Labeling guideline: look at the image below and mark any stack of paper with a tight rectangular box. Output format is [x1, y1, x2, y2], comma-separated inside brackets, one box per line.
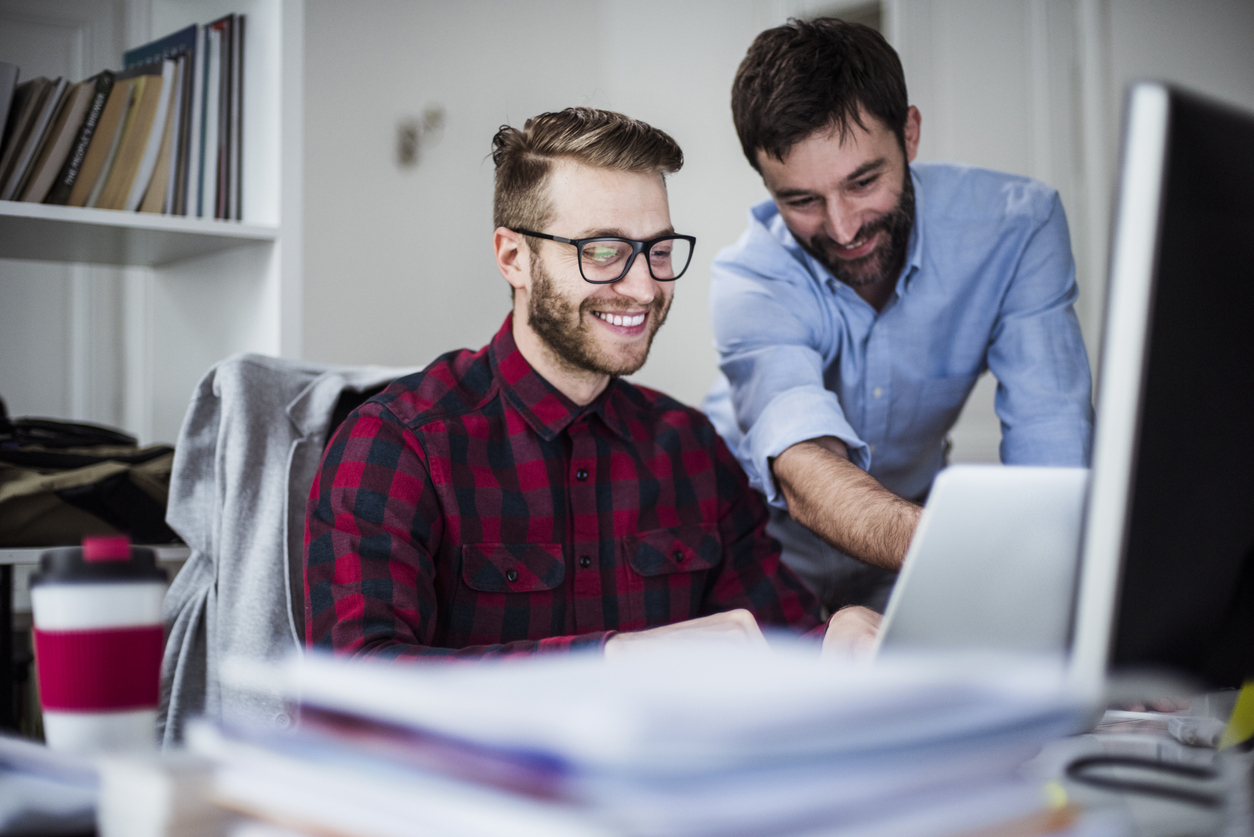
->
[190, 645, 1107, 837]
[0, 732, 97, 835]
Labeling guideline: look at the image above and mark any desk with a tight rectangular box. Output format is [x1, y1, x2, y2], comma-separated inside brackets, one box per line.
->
[0, 545, 190, 730]
[1027, 728, 1252, 836]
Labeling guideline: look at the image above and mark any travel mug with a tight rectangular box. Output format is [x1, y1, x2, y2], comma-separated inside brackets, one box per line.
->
[30, 535, 169, 753]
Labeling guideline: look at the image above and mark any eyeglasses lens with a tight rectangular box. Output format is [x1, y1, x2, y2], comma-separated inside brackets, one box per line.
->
[578, 238, 692, 282]
[579, 240, 634, 282]
[646, 237, 693, 280]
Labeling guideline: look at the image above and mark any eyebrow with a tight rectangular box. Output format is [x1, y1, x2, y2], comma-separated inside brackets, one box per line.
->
[771, 158, 890, 199]
[573, 226, 676, 240]
[844, 158, 888, 183]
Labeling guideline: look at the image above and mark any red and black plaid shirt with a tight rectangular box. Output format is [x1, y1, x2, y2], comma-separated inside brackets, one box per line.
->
[304, 315, 821, 657]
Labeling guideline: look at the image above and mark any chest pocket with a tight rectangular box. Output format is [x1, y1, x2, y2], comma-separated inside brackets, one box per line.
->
[620, 525, 721, 630]
[461, 543, 565, 593]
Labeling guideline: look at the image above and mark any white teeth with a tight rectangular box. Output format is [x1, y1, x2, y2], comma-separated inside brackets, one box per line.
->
[593, 311, 646, 327]
[840, 238, 866, 250]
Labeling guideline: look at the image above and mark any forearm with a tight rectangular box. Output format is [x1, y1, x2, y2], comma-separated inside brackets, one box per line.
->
[772, 437, 921, 570]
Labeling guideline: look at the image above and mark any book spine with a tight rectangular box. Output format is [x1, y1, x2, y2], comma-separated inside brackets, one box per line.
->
[125, 60, 176, 211]
[163, 56, 185, 213]
[231, 14, 243, 221]
[186, 25, 204, 216]
[2, 78, 68, 201]
[45, 72, 114, 205]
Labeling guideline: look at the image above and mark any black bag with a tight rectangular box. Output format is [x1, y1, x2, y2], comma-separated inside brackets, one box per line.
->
[0, 397, 178, 546]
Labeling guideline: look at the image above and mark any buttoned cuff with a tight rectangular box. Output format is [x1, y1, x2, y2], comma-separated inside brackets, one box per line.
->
[739, 385, 870, 509]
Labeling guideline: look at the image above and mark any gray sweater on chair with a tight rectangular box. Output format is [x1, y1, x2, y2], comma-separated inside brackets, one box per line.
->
[158, 353, 417, 746]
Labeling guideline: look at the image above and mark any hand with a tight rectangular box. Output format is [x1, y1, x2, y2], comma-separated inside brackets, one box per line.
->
[604, 609, 769, 658]
[821, 605, 882, 660]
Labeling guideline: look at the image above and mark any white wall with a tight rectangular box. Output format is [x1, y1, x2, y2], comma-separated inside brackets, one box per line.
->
[892, 0, 1254, 462]
[0, 0, 128, 428]
[301, 0, 776, 407]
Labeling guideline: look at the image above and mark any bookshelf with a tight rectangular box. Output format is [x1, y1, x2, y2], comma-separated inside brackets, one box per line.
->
[0, 202, 276, 266]
[0, 0, 303, 445]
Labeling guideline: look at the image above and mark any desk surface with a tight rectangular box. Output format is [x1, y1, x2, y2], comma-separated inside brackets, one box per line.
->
[1027, 730, 1249, 836]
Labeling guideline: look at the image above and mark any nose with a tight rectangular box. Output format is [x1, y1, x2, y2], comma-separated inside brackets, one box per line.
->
[824, 198, 863, 245]
[612, 251, 658, 304]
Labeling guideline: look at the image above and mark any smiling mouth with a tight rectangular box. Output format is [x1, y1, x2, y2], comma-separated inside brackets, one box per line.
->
[591, 311, 646, 327]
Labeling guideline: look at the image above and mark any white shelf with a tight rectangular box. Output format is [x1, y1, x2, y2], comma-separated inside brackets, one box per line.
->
[0, 544, 191, 566]
[0, 200, 277, 267]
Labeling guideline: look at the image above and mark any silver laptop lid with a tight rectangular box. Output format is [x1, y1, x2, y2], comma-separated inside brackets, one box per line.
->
[874, 465, 1089, 659]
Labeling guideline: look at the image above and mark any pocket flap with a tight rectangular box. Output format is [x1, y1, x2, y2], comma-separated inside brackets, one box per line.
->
[624, 525, 721, 576]
[461, 544, 566, 593]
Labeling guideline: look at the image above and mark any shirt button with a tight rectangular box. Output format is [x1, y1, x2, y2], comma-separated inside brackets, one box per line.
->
[869, 444, 877, 454]
[872, 387, 883, 398]
[579, 555, 592, 568]
[673, 550, 685, 564]
[506, 569, 519, 583]
[576, 468, 588, 481]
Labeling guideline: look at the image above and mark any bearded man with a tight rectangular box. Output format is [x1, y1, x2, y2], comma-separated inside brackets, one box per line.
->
[704, 18, 1094, 613]
[304, 107, 879, 658]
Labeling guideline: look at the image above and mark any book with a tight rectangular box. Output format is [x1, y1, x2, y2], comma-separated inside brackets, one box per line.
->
[0, 62, 19, 154]
[92, 66, 164, 210]
[123, 58, 178, 210]
[1, 76, 69, 200]
[123, 23, 197, 69]
[19, 79, 97, 203]
[0, 77, 54, 198]
[162, 54, 187, 213]
[124, 22, 200, 217]
[66, 77, 135, 207]
[45, 71, 115, 205]
[208, 14, 233, 219]
[140, 59, 181, 213]
[183, 25, 206, 215]
[200, 26, 222, 219]
[230, 14, 244, 220]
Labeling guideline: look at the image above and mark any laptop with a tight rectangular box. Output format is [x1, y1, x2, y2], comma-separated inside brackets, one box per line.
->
[873, 465, 1089, 658]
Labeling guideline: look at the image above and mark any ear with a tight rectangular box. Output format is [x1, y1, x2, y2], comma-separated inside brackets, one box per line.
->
[494, 227, 530, 294]
[903, 106, 921, 163]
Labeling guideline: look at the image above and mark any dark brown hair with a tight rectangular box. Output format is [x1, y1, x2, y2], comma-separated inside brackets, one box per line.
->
[731, 18, 908, 171]
[491, 107, 683, 233]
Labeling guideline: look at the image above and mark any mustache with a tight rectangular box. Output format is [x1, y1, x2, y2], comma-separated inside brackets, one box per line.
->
[809, 211, 896, 255]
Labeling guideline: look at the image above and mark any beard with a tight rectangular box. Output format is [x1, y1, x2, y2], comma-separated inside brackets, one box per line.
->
[800, 169, 916, 289]
[526, 254, 671, 378]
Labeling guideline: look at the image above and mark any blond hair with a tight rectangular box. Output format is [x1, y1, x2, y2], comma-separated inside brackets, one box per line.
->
[491, 107, 683, 233]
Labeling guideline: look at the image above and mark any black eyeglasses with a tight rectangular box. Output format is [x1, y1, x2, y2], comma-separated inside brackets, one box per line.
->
[512, 229, 696, 284]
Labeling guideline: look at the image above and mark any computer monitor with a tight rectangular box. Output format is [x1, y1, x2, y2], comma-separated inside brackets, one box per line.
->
[1071, 82, 1254, 704]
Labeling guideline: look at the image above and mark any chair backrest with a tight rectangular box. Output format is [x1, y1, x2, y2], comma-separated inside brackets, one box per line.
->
[158, 353, 419, 746]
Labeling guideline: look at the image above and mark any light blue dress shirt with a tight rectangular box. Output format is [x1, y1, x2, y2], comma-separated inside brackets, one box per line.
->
[706, 162, 1093, 509]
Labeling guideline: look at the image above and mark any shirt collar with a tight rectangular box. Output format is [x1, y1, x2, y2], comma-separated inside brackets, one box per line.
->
[488, 314, 631, 442]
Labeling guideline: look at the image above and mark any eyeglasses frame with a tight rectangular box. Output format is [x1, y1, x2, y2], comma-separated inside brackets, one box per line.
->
[510, 228, 697, 284]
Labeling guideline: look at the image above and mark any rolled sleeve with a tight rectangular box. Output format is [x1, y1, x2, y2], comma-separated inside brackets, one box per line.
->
[711, 234, 868, 509]
[740, 384, 869, 507]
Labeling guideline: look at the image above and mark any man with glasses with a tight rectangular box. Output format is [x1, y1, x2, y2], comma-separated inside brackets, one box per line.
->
[304, 107, 879, 658]
[705, 19, 1094, 613]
